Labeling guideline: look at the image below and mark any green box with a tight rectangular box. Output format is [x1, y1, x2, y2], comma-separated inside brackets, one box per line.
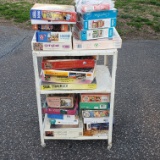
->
[80, 102, 110, 110]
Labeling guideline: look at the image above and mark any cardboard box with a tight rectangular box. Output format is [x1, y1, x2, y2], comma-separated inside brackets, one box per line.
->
[80, 102, 110, 109]
[82, 110, 109, 118]
[83, 117, 109, 124]
[36, 31, 72, 42]
[46, 94, 74, 108]
[41, 56, 95, 70]
[31, 33, 72, 51]
[44, 116, 83, 138]
[81, 93, 110, 102]
[30, 3, 76, 23]
[79, 9, 117, 20]
[32, 24, 69, 31]
[77, 18, 117, 30]
[73, 28, 122, 50]
[73, 26, 113, 40]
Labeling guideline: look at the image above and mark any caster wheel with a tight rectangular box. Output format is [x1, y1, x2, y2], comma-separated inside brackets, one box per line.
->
[41, 143, 46, 147]
[107, 144, 112, 150]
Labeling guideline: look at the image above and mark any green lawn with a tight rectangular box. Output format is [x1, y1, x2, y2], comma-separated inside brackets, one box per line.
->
[0, 0, 159, 39]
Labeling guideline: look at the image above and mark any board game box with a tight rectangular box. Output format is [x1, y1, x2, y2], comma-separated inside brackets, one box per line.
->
[30, 3, 77, 23]
[40, 78, 97, 90]
[83, 117, 109, 124]
[42, 66, 96, 81]
[32, 24, 69, 31]
[41, 56, 95, 70]
[78, 9, 117, 20]
[82, 110, 109, 118]
[44, 116, 83, 138]
[42, 98, 78, 115]
[47, 114, 76, 120]
[83, 123, 109, 136]
[77, 18, 117, 30]
[80, 102, 110, 110]
[81, 93, 110, 102]
[73, 25, 113, 40]
[36, 31, 72, 42]
[73, 28, 122, 50]
[31, 33, 72, 51]
[46, 94, 74, 108]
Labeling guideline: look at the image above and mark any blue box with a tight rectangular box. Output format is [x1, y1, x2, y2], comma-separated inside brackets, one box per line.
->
[80, 9, 118, 20]
[36, 31, 72, 42]
[78, 18, 117, 30]
[74, 26, 114, 41]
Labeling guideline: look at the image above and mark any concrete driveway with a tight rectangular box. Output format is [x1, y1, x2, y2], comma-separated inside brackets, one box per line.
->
[0, 25, 160, 160]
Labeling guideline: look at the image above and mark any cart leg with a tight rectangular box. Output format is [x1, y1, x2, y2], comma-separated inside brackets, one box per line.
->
[32, 54, 45, 147]
[104, 55, 108, 66]
[108, 51, 118, 149]
[107, 143, 112, 150]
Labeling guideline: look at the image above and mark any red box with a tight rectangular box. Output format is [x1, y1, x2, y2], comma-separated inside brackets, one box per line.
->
[42, 57, 95, 70]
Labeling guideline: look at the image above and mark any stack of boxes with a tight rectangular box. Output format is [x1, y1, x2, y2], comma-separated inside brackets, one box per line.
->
[73, 0, 121, 50]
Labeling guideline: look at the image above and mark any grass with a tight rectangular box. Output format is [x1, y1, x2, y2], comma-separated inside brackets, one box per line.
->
[0, 0, 160, 39]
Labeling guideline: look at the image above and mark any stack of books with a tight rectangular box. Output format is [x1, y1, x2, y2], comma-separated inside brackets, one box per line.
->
[30, 3, 76, 51]
[80, 93, 110, 136]
[73, 0, 122, 50]
[40, 56, 97, 90]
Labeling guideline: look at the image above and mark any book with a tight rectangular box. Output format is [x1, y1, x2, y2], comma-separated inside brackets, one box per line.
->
[80, 102, 110, 110]
[36, 31, 72, 42]
[46, 94, 75, 108]
[81, 93, 110, 102]
[40, 78, 97, 90]
[73, 28, 122, 50]
[42, 56, 95, 70]
[30, 3, 76, 23]
[32, 24, 69, 31]
[42, 66, 96, 81]
[73, 25, 114, 41]
[82, 110, 109, 118]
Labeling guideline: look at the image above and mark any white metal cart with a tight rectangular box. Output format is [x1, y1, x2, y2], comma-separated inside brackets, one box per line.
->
[32, 49, 118, 149]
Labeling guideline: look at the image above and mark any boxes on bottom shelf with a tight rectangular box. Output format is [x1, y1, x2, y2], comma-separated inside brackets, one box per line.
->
[82, 110, 109, 118]
[83, 117, 109, 124]
[46, 94, 75, 108]
[80, 102, 110, 110]
[44, 116, 83, 138]
[84, 123, 109, 136]
[73, 28, 122, 50]
[81, 93, 110, 102]
[31, 33, 72, 51]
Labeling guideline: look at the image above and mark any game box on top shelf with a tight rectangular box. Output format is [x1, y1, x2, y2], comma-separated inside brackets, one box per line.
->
[77, 17, 117, 30]
[78, 9, 117, 20]
[73, 25, 113, 41]
[30, 3, 77, 24]
[73, 27, 122, 50]
[31, 32, 72, 51]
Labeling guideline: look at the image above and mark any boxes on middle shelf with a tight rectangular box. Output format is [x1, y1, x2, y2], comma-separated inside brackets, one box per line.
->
[40, 56, 98, 90]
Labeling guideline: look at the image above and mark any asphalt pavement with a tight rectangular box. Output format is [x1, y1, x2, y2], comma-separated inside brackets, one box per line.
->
[0, 25, 160, 160]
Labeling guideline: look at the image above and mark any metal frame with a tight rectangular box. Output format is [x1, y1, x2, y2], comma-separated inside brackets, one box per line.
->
[32, 49, 118, 149]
